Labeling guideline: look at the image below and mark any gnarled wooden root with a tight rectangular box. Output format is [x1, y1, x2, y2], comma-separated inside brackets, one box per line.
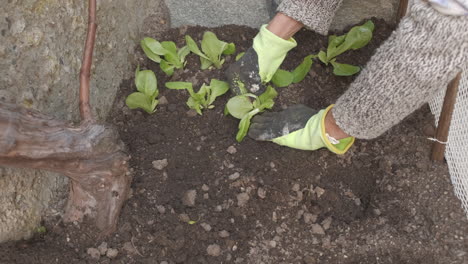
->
[0, 102, 131, 235]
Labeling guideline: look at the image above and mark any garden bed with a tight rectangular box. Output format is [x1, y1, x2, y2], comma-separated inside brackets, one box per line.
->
[1, 20, 467, 264]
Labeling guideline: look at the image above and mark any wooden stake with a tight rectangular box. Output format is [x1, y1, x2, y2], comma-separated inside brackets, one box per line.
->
[397, 0, 409, 23]
[79, 0, 97, 122]
[431, 72, 462, 161]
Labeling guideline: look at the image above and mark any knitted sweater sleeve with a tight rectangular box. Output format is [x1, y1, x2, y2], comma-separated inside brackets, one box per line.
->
[333, 1, 468, 139]
[277, 0, 343, 35]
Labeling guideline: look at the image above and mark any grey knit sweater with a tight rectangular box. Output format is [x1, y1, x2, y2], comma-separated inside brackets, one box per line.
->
[278, 0, 468, 139]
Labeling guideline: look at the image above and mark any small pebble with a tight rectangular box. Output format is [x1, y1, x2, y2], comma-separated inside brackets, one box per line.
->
[200, 223, 212, 232]
[179, 214, 190, 223]
[269, 240, 277, 248]
[152, 159, 168, 170]
[215, 205, 223, 212]
[227, 146, 237, 154]
[292, 183, 300, 192]
[106, 248, 118, 259]
[311, 224, 325, 235]
[303, 213, 317, 224]
[237, 193, 250, 207]
[182, 190, 197, 207]
[229, 172, 240, 180]
[207, 244, 221, 257]
[202, 184, 210, 191]
[257, 188, 266, 199]
[321, 217, 332, 230]
[156, 205, 166, 214]
[97, 242, 108, 255]
[86, 248, 100, 260]
[314, 187, 325, 198]
[219, 230, 230, 238]
[159, 96, 168, 105]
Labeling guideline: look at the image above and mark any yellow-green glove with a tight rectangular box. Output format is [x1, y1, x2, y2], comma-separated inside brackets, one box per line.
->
[253, 24, 298, 83]
[248, 105, 354, 154]
[225, 25, 297, 95]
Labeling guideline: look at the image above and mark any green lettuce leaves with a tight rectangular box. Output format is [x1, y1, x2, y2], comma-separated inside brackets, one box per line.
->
[225, 85, 278, 142]
[165, 79, 229, 115]
[126, 67, 159, 114]
[185, 32, 236, 70]
[141, 38, 190, 76]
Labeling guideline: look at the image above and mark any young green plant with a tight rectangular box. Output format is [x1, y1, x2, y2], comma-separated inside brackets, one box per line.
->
[165, 79, 229, 115]
[125, 67, 159, 114]
[141, 37, 190, 76]
[271, 54, 315, 87]
[225, 85, 278, 142]
[318, 20, 375, 76]
[185, 32, 236, 70]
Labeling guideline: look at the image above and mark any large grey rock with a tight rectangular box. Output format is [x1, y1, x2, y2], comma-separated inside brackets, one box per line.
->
[0, 0, 169, 242]
[166, 0, 398, 30]
[165, 0, 273, 28]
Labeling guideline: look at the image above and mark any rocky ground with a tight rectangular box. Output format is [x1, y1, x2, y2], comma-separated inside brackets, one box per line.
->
[1, 21, 467, 264]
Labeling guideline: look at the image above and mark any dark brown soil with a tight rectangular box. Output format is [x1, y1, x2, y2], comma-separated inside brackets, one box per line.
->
[1, 20, 467, 264]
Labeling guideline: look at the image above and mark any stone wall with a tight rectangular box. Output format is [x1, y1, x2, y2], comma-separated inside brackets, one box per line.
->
[0, 0, 170, 242]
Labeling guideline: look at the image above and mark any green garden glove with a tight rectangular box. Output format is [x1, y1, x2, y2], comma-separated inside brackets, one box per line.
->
[225, 25, 297, 95]
[248, 104, 354, 154]
[253, 24, 298, 83]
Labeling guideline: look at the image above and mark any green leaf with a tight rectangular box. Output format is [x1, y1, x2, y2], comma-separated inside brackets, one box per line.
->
[161, 41, 177, 54]
[200, 57, 213, 70]
[160, 60, 175, 76]
[326, 35, 346, 61]
[185, 35, 209, 59]
[292, 55, 314, 84]
[271, 69, 294, 88]
[258, 85, 278, 110]
[126, 92, 156, 114]
[327, 20, 374, 59]
[135, 69, 157, 97]
[207, 79, 229, 105]
[165, 81, 193, 90]
[187, 96, 202, 115]
[236, 109, 259, 142]
[318, 51, 328, 65]
[226, 95, 255, 119]
[141, 38, 166, 63]
[330, 61, 361, 76]
[178, 45, 190, 63]
[235, 52, 245, 61]
[201, 31, 227, 68]
[223, 43, 236, 55]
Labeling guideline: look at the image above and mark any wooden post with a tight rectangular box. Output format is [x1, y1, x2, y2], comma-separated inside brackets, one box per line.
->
[397, 0, 409, 23]
[431, 72, 462, 161]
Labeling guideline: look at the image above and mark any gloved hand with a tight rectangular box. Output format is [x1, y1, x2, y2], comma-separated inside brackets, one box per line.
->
[248, 104, 355, 154]
[225, 24, 297, 95]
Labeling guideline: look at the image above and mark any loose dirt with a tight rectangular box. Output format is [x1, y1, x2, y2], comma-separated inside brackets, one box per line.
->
[1, 20, 467, 264]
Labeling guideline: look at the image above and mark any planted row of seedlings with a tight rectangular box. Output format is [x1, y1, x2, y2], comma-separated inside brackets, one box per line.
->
[126, 21, 375, 142]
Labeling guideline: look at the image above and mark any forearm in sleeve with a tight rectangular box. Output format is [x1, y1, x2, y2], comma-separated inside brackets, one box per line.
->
[333, 1, 468, 139]
[277, 0, 343, 35]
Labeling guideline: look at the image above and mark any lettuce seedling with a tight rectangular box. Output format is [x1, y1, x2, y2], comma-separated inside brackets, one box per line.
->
[318, 20, 375, 76]
[126, 67, 159, 114]
[185, 32, 236, 70]
[271, 54, 315, 88]
[225, 85, 278, 142]
[141, 37, 190, 76]
[165, 79, 229, 115]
